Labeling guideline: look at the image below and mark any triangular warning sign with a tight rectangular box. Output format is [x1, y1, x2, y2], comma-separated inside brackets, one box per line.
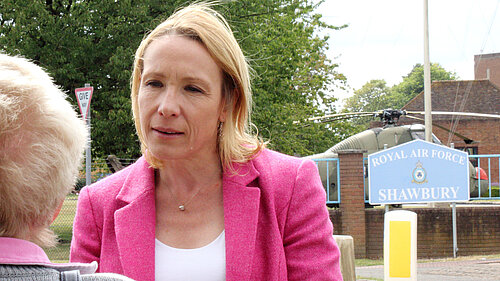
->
[75, 87, 93, 121]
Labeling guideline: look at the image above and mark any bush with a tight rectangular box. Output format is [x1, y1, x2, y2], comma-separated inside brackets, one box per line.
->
[74, 177, 86, 192]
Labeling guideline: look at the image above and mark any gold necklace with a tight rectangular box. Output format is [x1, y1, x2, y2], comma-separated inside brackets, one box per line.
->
[167, 181, 221, 211]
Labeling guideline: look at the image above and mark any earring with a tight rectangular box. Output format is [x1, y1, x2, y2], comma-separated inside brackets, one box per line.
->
[218, 122, 224, 139]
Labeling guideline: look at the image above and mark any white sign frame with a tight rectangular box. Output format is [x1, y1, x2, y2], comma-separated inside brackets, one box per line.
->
[75, 87, 93, 121]
[368, 139, 470, 205]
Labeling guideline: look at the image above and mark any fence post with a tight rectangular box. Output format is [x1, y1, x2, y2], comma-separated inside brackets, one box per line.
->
[338, 149, 367, 258]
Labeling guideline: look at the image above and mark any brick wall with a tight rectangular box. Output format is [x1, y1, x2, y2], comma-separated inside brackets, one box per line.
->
[475, 52, 500, 87]
[329, 209, 342, 235]
[353, 207, 500, 259]
[338, 150, 366, 258]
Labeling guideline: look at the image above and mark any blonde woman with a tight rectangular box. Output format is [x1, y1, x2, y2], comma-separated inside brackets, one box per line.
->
[70, 4, 342, 281]
[0, 54, 132, 281]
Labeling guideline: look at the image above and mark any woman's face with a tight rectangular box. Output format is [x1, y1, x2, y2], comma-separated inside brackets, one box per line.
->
[138, 35, 226, 162]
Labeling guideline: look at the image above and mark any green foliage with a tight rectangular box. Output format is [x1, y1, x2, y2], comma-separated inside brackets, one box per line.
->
[221, 0, 348, 155]
[390, 63, 457, 109]
[343, 79, 391, 130]
[0, 0, 347, 157]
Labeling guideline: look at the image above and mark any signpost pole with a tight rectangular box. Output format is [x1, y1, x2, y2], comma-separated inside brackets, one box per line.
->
[383, 144, 389, 213]
[452, 202, 457, 257]
[451, 143, 458, 258]
[84, 83, 91, 187]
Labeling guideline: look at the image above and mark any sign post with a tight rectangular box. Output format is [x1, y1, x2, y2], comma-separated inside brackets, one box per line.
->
[75, 84, 94, 187]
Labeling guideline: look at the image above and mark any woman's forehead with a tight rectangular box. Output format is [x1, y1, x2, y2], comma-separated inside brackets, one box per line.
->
[141, 36, 223, 82]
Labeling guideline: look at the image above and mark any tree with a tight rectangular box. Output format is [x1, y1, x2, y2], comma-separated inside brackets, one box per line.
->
[343, 79, 391, 130]
[222, 1, 349, 156]
[390, 63, 458, 109]
[344, 79, 391, 112]
[0, 0, 348, 158]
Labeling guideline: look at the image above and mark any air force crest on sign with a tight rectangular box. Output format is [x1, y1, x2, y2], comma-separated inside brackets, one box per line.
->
[411, 161, 427, 184]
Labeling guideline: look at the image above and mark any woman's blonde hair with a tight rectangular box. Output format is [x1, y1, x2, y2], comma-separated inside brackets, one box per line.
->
[131, 3, 264, 171]
[0, 54, 88, 247]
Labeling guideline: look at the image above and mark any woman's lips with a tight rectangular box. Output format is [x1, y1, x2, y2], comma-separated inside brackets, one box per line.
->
[152, 128, 184, 136]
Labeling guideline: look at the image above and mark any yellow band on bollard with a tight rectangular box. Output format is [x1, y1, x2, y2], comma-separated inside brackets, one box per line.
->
[389, 221, 411, 277]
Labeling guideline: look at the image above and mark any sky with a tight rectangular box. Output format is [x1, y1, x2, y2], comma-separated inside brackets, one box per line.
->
[320, 0, 500, 107]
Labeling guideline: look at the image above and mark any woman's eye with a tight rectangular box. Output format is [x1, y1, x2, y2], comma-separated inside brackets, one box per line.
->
[185, 85, 203, 93]
[146, 80, 163, 88]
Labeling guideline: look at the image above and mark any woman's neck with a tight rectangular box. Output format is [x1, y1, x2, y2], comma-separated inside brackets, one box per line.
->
[156, 152, 223, 194]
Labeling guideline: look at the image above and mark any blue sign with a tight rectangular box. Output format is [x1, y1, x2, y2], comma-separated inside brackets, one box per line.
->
[368, 139, 469, 204]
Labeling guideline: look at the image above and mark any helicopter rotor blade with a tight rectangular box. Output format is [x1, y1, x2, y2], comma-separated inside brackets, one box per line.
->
[404, 115, 476, 144]
[293, 112, 377, 125]
[316, 113, 377, 124]
[405, 111, 500, 119]
[306, 112, 377, 122]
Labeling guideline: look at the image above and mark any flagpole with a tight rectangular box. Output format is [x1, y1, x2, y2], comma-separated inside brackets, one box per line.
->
[423, 0, 432, 142]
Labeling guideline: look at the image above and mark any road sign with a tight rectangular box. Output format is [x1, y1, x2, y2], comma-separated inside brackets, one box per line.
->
[75, 87, 93, 121]
[368, 139, 469, 204]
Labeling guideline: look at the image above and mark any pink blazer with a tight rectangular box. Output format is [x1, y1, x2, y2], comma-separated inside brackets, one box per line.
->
[70, 149, 342, 281]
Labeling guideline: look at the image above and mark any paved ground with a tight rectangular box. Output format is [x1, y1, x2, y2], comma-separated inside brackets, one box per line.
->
[356, 258, 500, 281]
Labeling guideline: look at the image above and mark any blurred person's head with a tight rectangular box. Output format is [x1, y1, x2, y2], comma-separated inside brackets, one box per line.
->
[131, 3, 263, 170]
[0, 54, 87, 247]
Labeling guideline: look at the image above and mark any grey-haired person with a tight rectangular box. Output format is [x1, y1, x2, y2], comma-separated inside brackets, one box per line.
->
[0, 53, 133, 281]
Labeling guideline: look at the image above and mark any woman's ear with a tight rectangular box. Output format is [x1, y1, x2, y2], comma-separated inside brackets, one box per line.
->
[219, 107, 227, 122]
[219, 96, 229, 123]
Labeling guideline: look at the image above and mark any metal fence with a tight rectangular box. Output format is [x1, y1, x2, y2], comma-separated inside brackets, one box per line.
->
[312, 154, 500, 206]
[312, 158, 341, 205]
[468, 154, 500, 200]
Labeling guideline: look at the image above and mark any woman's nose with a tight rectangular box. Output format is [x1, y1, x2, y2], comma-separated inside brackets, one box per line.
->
[158, 87, 181, 117]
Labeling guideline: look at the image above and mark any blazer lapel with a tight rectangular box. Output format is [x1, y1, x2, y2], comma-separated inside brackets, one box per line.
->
[114, 157, 155, 281]
[223, 162, 261, 281]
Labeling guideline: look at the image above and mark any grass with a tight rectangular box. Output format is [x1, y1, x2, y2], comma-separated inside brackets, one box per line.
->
[44, 194, 78, 262]
[356, 277, 383, 281]
[355, 259, 384, 267]
[490, 184, 499, 197]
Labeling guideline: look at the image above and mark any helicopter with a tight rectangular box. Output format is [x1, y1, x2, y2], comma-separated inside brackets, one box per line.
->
[303, 109, 500, 204]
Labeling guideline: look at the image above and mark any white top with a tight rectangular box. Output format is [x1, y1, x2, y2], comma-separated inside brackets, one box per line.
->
[155, 231, 226, 281]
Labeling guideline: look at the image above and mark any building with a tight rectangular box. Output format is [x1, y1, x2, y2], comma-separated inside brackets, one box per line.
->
[402, 80, 499, 153]
[475, 52, 500, 87]
[401, 53, 500, 180]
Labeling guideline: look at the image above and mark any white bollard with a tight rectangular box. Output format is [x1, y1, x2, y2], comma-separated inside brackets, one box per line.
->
[384, 210, 417, 281]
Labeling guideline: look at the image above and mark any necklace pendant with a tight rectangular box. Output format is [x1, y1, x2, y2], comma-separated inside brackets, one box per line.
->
[179, 205, 185, 211]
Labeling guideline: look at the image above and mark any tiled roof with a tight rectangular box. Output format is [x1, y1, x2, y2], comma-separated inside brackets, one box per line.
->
[402, 80, 500, 120]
